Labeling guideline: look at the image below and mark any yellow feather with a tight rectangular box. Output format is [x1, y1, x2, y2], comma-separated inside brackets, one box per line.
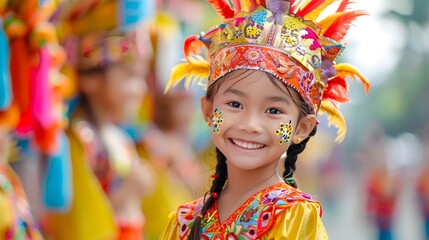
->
[293, 0, 309, 12]
[318, 100, 347, 143]
[164, 56, 210, 93]
[304, 0, 338, 21]
[334, 63, 370, 94]
[239, 0, 253, 12]
[317, 12, 343, 34]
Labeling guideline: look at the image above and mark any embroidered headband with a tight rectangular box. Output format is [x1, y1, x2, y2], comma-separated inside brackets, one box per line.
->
[165, 0, 370, 142]
[74, 32, 135, 72]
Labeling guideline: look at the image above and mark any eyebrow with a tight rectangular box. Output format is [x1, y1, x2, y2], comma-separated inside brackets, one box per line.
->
[224, 88, 247, 97]
[266, 96, 292, 105]
[224, 87, 292, 105]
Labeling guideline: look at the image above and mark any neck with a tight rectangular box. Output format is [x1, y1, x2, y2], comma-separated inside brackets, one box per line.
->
[223, 161, 282, 196]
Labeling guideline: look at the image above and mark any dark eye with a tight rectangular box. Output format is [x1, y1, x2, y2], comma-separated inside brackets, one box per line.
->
[266, 108, 282, 114]
[228, 101, 242, 109]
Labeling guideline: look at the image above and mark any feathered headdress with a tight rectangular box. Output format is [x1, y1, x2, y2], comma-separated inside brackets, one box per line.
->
[165, 0, 370, 142]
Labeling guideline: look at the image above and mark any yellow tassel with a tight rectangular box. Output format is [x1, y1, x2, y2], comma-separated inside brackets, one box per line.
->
[318, 100, 346, 143]
[164, 55, 210, 93]
[334, 63, 370, 94]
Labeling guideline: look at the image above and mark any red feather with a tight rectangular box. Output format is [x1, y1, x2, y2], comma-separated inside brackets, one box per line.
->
[183, 35, 206, 60]
[337, 0, 354, 12]
[323, 87, 349, 103]
[323, 76, 349, 103]
[323, 90, 349, 103]
[328, 76, 349, 90]
[207, 0, 235, 19]
[295, 0, 326, 18]
[323, 10, 367, 41]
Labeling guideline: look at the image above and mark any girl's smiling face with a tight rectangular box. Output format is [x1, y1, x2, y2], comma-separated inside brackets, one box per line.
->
[202, 70, 315, 171]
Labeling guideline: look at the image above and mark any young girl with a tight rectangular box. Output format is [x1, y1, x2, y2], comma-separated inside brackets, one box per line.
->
[162, 0, 369, 239]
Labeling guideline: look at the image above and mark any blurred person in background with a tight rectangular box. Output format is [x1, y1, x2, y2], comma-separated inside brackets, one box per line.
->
[135, 12, 208, 239]
[1, 0, 70, 238]
[359, 123, 399, 240]
[139, 91, 208, 240]
[416, 123, 429, 239]
[0, 128, 43, 239]
[43, 1, 155, 240]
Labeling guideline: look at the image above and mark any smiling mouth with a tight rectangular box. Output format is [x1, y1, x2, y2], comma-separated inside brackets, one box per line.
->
[231, 139, 265, 150]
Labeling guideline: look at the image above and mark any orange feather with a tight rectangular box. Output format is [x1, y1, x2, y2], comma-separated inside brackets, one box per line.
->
[337, 0, 354, 12]
[319, 10, 367, 41]
[239, 0, 259, 12]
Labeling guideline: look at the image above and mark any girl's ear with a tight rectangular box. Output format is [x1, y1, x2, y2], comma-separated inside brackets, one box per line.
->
[293, 114, 316, 144]
[200, 97, 213, 125]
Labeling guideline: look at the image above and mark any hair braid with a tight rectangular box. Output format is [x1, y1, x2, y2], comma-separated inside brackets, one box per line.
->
[189, 148, 228, 239]
[283, 126, 317, 188]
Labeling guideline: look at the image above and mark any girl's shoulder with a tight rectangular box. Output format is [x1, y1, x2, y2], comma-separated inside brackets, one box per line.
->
[174, 182, 322, 239]
[176, 182, 319, 215]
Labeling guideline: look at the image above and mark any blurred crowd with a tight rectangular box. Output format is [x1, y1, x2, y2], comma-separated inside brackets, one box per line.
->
[0, 0, 428, 240]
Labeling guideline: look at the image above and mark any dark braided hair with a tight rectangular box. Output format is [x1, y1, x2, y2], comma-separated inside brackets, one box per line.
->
[283, 126, 317, 188]
[189, 148, 228, 240]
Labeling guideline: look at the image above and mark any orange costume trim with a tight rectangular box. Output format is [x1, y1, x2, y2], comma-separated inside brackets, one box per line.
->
[117, 221, 144, 240]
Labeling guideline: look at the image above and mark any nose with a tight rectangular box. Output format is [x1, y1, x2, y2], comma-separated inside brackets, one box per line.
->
[237, 109, 263, 134]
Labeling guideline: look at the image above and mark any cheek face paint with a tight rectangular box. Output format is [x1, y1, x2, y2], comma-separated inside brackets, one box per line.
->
[211, 107, 224, 134]
[275, 120, 293, 145]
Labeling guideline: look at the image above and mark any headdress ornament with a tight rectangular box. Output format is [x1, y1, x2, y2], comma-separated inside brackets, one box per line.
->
[53, 0, 154, 72]
[165, 0, 370, 142]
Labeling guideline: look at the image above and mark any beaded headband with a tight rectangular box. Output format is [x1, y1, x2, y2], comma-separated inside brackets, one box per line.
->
[165, 0, 370, 142]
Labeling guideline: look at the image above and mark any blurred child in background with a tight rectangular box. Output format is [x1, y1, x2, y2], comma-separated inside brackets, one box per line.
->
[416, 124, 429, 239]
[137, 12, 208, 239]
[44, 1, 155, 239]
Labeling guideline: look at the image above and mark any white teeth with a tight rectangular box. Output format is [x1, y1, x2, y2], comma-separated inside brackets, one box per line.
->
[232, 139, 264, 149]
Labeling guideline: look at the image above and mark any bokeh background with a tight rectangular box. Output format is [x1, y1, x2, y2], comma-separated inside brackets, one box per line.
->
[2, 0, 429, 239]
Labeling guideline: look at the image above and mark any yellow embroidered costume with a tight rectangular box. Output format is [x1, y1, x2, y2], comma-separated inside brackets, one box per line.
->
[162, 182, 327, 239]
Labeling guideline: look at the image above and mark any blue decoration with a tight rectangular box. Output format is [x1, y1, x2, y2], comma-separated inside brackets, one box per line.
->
[43, 131, 72, 212]
[0, 17, 12, 110]
[252, 10, 268, 26]
[120, 0, 155, 29]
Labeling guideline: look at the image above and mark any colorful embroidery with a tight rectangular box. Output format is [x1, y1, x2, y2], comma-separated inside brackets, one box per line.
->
[251, 10, 268, 25]
[176, 182, 317, 239]
[244, 48, 265, 65]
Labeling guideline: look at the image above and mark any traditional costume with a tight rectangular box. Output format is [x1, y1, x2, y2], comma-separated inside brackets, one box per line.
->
[162, 0, 370, 238]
